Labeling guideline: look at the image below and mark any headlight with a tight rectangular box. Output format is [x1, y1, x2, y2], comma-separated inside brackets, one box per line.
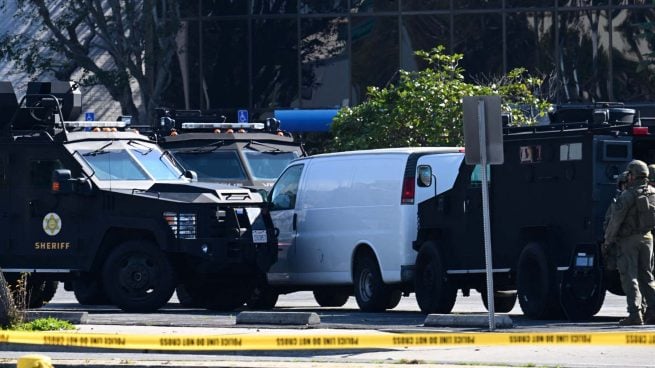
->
[163, 212, 197, 239]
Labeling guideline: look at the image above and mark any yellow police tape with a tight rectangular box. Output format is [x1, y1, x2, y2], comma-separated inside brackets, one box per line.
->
[1, 331, 655, 351]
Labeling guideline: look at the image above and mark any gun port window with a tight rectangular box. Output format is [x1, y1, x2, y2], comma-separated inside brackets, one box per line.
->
[30, 160, 64, 187]
[602, 141, 630, 161]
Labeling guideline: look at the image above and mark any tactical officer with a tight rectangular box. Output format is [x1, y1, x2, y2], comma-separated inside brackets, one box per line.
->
[604, 160, 655, 325]
[603, 171, 629, 271]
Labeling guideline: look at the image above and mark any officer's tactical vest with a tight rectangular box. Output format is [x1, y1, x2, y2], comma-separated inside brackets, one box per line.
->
[634, 185, 655, 232]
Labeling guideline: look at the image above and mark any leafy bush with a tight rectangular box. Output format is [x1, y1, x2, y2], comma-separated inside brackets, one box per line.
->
[329, 45, 550, 151]
[8, 317, 76, 331]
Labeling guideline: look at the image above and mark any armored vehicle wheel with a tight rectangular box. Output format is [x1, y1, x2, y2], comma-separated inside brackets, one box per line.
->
[175, 284, 200, 308]
[415, 242, 457, 314]
[102, 241, 176, 313]
[7, 275, 58, 309]
[386, 290, 402, 310]
[354, 253, 393, 312]
[517, 243, 561, 319]
[73, 276, 110, 305]
[26, 277, 58, 309]
[313, 288, 349, 307]
[203, 286, 250, 311]
[481, 290, 517, 313]
[604, 270, 625, 296]
[38, 280, 58, 307]
[247, 274, 278, 310]
[247, 285, 279, 310]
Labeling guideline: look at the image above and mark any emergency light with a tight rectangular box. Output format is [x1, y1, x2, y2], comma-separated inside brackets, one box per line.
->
[181, 122, 265, 130]
[63, 121, 127, 128]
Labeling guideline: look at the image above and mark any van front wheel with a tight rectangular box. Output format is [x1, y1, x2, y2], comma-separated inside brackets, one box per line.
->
[354, 254, 392, 312]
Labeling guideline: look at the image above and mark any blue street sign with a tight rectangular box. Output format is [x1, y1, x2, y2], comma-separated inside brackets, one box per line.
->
[85, 112, 95, 121]
[237, 109, 249, 123]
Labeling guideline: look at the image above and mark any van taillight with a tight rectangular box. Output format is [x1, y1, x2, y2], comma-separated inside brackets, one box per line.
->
[401, 177, 415, 204]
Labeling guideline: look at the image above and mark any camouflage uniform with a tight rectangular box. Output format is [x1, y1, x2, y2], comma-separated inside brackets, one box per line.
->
[603, 171, 629, 271]
[604, 160, 655, 325]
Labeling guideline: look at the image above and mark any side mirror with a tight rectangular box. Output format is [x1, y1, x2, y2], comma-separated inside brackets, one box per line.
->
[417, 165, 432, 187]
[51, 169, 74, 194]
[184, 170, 198, 182]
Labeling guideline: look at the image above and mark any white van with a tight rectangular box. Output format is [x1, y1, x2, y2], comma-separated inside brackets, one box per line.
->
[262, 147, 464, 312]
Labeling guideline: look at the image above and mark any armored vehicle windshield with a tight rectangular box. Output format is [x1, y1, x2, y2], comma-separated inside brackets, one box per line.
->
[152, 110, 305, 190]
[66, 136, 185, 189]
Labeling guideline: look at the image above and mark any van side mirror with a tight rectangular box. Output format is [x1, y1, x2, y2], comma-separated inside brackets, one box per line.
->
[417, 165, 432, 187]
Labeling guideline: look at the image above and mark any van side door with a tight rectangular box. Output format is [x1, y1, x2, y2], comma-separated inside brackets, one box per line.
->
[268, 163, 304, 278]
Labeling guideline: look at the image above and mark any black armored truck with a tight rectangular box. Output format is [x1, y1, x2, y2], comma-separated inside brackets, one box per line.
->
[413, 103, 654, 320]
[0, 81, 277, 312]
[151, 109, 305, 192]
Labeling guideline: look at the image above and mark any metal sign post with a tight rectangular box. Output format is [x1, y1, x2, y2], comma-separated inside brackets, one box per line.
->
[463, 96, 503, 332]
[477, 99, 495, 331]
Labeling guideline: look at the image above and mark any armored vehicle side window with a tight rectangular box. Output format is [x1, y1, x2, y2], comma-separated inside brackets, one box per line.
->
[243, 149, 299, 180]
[81, 150, 148, 180]
[174, 151, 247, 180]
[30, 160, 64, 187]
[270, 164, 303, 210]
[470, 164, 490, 187]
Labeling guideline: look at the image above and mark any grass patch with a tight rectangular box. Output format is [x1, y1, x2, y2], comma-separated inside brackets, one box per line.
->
[7, 317, 76, 331]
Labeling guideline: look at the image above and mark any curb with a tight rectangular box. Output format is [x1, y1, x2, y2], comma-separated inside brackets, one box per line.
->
[424, 314, 513, 329]
[236, 312, 320, 326]
[26, 311, 88, 324]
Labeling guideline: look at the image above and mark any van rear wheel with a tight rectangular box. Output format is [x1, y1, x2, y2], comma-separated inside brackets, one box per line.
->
[354, 253, 392, 312]
[102, 240, 176, 313]
[415, 242, 456, 314]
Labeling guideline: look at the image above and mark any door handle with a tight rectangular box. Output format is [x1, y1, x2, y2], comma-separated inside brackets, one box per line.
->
[292, 213, 297, 231]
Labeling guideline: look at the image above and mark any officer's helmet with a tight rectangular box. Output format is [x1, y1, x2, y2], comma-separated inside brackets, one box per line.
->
[648, 164, 655, 182]
[627, 160, 649, 178]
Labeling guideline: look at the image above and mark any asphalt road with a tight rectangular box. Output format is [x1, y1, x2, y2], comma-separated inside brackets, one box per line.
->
[41, 286, 630, 332]
[2, 288, 654, 368]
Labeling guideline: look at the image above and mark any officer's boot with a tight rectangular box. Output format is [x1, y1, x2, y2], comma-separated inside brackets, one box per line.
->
[619, 313, 644, 326]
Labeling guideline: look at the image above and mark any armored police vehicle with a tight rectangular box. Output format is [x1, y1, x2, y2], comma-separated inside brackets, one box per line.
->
[0, 81, 277, 312]
[147, 109, 304, 307]
[152, 109, 305, 191]
[414, 103, 649, 320]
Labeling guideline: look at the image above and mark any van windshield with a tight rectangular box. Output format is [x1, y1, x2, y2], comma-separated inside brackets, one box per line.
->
[243, 150, 299, 180]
